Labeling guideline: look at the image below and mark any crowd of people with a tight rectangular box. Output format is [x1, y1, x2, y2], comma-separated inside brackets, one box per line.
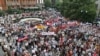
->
[0, 8, 100, 56]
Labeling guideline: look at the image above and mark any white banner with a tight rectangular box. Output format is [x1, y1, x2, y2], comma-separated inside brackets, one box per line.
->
[41, 32, 56, 35]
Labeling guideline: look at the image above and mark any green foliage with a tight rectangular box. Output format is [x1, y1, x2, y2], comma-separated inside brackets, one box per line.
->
[44, 0, 52, 7]
[0, 10, 4, 16]
[20, 7, 41, 12]
[54, 0, 62, 10]
[55, 0, 96, 22]
[6, 8, 22, 14]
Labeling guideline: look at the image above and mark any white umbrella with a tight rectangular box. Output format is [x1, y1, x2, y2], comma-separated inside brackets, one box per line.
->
[20, 18, 42, 22]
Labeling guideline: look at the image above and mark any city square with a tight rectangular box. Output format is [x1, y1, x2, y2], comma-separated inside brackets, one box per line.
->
[0, 0, 100, 56]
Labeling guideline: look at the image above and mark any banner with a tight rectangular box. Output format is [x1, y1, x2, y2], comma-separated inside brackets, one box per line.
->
[41, 32, 56, 35]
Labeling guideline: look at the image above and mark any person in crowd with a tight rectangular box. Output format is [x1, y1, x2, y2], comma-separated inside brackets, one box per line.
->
[0, 9, 100, 56]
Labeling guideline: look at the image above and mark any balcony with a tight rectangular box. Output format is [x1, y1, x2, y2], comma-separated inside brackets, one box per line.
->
[6, 2, 20, 6]
[21, 2, 27, 5]
[21, 1, 36, 6]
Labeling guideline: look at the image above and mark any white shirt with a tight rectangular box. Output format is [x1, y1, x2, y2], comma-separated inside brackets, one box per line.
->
[25, 42, 28, 46]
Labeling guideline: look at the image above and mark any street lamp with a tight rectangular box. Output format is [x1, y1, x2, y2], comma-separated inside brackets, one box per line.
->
[81, 10, 88, 13]
[81, 10, 88, 21]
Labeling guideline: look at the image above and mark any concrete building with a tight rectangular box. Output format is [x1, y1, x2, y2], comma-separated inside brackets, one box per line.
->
[0, 0, 7, 10]
[0, 0, 44, 10]
[37, 0, 44, 4]
[36, 0, 44, 8]
[6, 0, 37, 9]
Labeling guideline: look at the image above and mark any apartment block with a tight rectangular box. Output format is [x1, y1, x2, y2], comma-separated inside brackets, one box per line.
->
[6, 0, 37, 9]
[0, 0, 7, 10]
[0, 0, 44, 10]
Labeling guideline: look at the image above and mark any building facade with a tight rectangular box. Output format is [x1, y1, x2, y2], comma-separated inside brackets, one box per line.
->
[0, 0, 44, 10]
[0, 0, 7, 10]
[6, 0, 38, 9]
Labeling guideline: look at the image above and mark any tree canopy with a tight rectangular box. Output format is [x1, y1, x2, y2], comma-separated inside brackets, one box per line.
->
[44, 0, 97, 22]
[44, 0, 52, 7]
[0, 10, 4, 16]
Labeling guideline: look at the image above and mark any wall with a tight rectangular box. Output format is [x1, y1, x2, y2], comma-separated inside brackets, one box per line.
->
[0, 0, 7, 10]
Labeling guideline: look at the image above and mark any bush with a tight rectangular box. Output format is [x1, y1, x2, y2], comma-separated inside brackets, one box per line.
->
[23, 8, 41, 12]
[55, 0, 96, 22]
[6, 9, 22, 14]
[0, 10, 4, 16]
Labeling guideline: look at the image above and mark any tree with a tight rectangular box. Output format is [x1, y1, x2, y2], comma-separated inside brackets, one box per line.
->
[54, 0, 63, 11]
[44, 0, 52, 8]
[56, 0, 96, 22]
[0, 10, 4, 16]
[6, 7, 22, 14]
